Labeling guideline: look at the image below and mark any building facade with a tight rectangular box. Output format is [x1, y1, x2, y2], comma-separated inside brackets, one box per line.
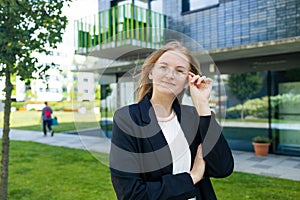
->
[74, 0, 300, 156]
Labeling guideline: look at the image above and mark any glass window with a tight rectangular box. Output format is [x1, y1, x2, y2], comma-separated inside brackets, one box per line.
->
[270, 69, 300, 156]
[182, 0, 219, 13]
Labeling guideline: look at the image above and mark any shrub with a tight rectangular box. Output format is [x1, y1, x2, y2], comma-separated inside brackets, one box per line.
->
[252, 136, 272, 143]
[11, 102, 26, 109]
[226, 97, 268, 119]
[243, 97, 268, 118]
[226, 106, 241, 119]
[271, 93, 300, 107]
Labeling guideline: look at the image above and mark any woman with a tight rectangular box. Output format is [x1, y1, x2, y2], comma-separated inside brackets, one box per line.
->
[110, 41, 234, 200]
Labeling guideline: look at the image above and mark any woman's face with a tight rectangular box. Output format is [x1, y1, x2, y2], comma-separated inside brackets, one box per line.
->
[149, 50, 190, 97]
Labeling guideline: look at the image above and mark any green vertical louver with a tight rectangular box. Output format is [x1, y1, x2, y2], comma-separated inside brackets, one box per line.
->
[75, 3, 166, 55]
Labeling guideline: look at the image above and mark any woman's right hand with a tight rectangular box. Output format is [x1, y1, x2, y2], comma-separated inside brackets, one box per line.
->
[190, 144, 206, 184]
[188, 72, 213, 116]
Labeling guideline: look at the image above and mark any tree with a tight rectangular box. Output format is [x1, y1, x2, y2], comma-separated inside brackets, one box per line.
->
[0, 0, 72, 198]
[227, 72, 263, 119]
[100, 84, 112, 100]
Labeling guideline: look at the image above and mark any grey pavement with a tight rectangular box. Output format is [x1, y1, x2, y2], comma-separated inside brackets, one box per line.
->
[1, 128, 300, 181]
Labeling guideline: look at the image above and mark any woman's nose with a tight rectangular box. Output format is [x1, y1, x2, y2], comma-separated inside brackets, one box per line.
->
[165, 69, 175, 79]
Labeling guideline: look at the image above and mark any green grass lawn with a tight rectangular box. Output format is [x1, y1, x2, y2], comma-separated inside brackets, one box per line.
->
[8, 140, 116, 200]
[5, 141, 300, 200]
[212, 172, 300, 200]
[0, 111, 102, 133]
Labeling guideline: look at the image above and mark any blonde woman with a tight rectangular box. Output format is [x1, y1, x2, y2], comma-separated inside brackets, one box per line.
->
[110, 41, 233, 200]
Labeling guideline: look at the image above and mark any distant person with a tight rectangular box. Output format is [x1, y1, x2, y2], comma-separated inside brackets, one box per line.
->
[41, 102, 54, 136]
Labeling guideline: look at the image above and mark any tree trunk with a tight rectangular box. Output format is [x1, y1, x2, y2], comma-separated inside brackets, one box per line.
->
[241, 104, 244, 120]
[0, 68, 12, 200]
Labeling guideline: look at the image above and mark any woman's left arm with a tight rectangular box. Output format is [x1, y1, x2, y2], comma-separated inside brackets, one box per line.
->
[199, 114, 234, 178]
[188, 73, 234, 178]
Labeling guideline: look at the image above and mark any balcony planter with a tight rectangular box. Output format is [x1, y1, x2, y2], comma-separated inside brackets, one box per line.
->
[252, 136, 272, 157]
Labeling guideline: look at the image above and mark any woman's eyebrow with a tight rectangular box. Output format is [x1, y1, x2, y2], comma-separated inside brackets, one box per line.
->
[176, 65, 188, 69]
[157, 61, 168, 65]
[158, 61, 188, 69]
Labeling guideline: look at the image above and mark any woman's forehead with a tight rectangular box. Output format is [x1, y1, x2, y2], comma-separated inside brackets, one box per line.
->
[157, 50, 189, 66]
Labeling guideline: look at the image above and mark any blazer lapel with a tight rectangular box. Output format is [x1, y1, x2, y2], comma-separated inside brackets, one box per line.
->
[173, 99, 199, 169]
[173, 99, 198, 146]
[138, 96, 173, 173]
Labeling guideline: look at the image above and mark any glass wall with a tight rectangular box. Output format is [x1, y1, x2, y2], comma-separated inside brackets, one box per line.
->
[223, 68, 300, 156]
[223, 71, 269, 151]
[270, 68, 300, 155]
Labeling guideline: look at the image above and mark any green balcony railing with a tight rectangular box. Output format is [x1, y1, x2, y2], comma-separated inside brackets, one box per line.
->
[74, 4, 167, 56]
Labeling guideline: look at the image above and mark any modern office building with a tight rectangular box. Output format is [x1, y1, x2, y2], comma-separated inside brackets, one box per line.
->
[74, 0, 300, 156]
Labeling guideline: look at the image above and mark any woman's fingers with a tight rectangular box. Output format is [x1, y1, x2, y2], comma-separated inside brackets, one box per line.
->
[188, 72, 208, 87]
[205, 77, 213, 90]
[190, 144, 206, 184]
[196, 76, 206, 85]
[188, 72, 200, 82]
[197, 144, 203, 159]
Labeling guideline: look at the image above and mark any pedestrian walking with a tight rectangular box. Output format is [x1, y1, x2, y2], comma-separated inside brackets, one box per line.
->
[41, 102, 54, 136]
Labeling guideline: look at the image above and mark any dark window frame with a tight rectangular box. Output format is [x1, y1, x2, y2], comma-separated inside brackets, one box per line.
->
[182, 0, 220, 15]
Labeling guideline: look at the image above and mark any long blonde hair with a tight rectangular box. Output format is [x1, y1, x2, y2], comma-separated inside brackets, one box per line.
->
[136, 40, 201, 102]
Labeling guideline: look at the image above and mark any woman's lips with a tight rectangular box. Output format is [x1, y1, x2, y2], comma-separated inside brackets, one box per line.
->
[161, 81, 176, 86]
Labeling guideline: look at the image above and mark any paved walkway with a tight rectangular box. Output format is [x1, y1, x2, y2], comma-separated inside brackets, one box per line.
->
[2, 128, 300, 181]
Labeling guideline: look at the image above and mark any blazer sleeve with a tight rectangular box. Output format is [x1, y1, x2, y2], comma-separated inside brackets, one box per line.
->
[110, 110, 196, 200]
[110, 169, 195, 200]
[199, 113, 234, 178]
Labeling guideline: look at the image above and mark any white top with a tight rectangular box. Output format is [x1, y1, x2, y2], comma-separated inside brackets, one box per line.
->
[157, 110, 191, 174]
[157, 111, 196, 200]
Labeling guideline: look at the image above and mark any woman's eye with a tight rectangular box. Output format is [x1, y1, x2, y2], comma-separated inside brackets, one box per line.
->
[177, 69, 187, 74]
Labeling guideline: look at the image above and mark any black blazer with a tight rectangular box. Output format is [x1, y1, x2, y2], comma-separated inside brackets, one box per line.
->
[110, 95, 234, 200]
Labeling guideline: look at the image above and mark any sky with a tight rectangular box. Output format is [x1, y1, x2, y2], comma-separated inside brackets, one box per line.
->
[57, 0, 98, 58]
[62, 0, 98, 21]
